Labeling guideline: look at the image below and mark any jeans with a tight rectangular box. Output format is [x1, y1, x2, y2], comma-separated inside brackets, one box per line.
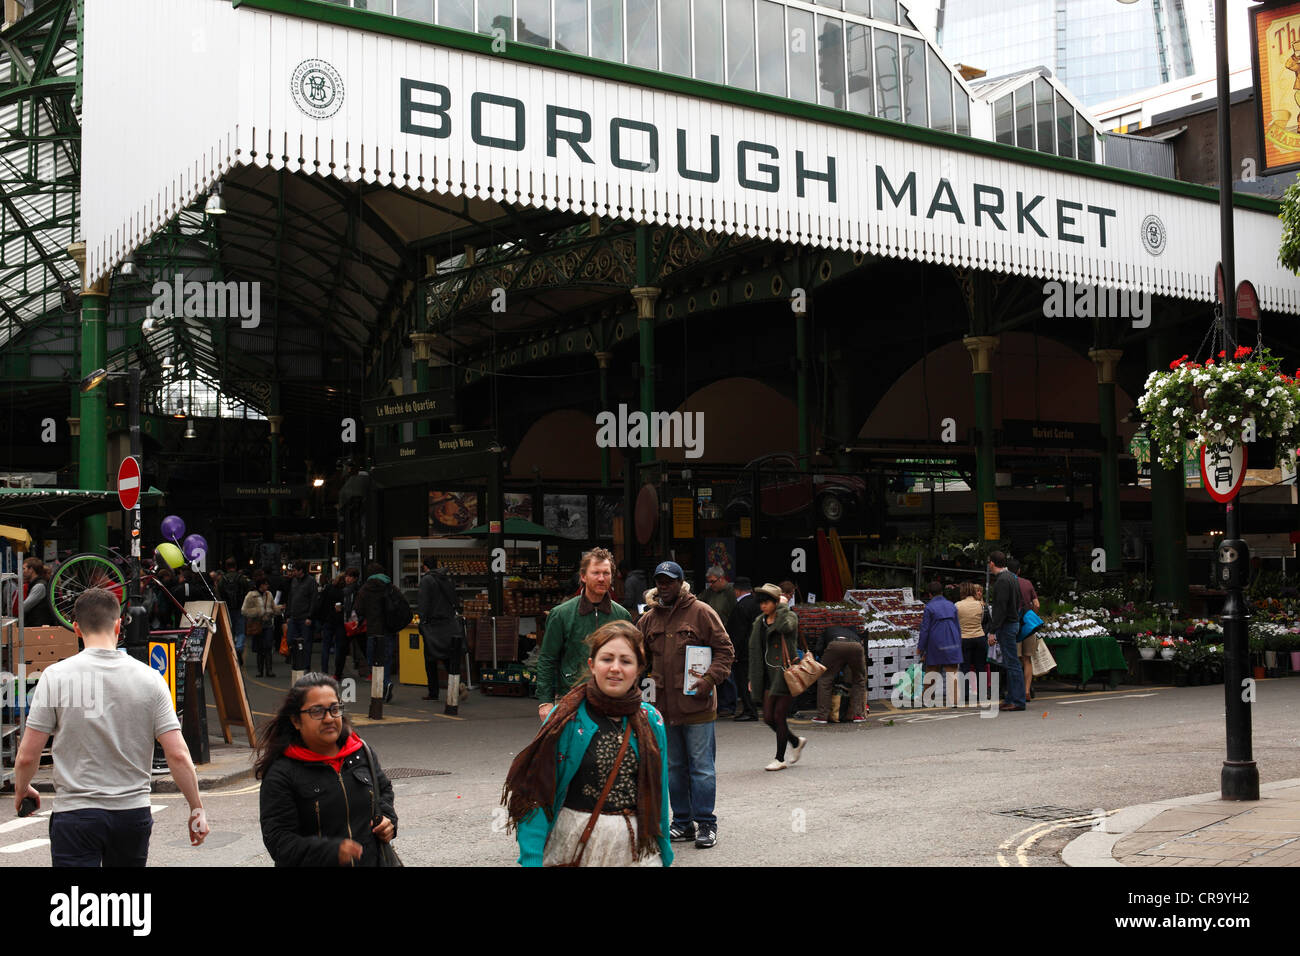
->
[664, 721, 717, 828]
[717, 674, 738, 712]
[997, 621, 1025, 707]
[288, 618, 314, 671]
[49, 807, 153, 867]
[318, 622, 340, 676]
[231, 611, 246, 656]
[367, 633, 397, 692]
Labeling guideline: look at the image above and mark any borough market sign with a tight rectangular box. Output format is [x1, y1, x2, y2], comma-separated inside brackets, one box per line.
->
[82, 0, 1300, 314]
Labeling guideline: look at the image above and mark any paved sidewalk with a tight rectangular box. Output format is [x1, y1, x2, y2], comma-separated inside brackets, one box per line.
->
[1064, 779, 1300, 867]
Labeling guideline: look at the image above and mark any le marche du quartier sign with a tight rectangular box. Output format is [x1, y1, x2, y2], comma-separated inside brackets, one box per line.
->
[391, 78, 1124, 250]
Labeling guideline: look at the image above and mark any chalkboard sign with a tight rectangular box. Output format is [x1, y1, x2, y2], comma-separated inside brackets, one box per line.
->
[181, 625, 208, 664]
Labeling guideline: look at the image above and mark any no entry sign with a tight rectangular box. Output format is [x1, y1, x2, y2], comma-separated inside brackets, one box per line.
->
[117, 456, 141, 511]
[1200, 442, 1247, 503]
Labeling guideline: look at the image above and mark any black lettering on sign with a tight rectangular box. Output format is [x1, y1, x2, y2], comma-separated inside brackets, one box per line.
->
[400, 78, 452, 139]
[1057, 199, 1085, 244]
[547, 105, 594, 163]
[973, 184, 1006, 230]
[875, 166, 916, 215]
[738, 141, 780, 193]
[677, 129, 721, 183]
[610, 118, 659, 171]
[796, 151, 836, 202]
[1088, 205, 1116, 248]
[471, 92, 526, 151]
[926, 178, 964, 223]
[1016, 192, 1048, 238]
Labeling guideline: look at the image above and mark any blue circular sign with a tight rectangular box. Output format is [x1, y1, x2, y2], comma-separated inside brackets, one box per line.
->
[150, 644, 168, 678]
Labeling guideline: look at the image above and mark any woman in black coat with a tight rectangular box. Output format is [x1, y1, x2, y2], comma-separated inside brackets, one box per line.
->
[256, 674, 398, 866]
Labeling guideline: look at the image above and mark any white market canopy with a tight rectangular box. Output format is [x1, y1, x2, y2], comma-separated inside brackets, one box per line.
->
[82, 0, 1300, 314]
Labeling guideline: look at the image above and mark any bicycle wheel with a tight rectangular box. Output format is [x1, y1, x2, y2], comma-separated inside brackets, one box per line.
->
[49, 554, 127, 630]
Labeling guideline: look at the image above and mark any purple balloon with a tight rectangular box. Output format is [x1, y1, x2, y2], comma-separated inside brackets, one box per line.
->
[160, 514, 186, 542]
[181, 533, 208, 561]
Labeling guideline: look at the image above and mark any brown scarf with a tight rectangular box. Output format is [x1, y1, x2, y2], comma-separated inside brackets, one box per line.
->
[501, 680, 663, 860]
[577, 591, 613, 615]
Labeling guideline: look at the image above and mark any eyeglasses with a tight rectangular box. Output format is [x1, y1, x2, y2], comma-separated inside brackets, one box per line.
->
[299, 704, 343, 720]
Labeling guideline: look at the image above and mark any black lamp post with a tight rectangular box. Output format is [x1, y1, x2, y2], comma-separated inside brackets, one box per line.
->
[80, 366, 147, 648]
[1211, 0, 1259, 801]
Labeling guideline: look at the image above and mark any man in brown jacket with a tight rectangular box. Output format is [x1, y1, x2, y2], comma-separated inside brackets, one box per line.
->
[637, 560, 734, 850]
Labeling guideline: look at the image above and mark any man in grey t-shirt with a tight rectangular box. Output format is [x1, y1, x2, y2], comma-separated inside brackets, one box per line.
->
[12, 588, 209, 866]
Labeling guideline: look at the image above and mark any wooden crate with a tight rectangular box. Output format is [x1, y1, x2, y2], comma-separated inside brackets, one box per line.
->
[22, 626, 79, 675]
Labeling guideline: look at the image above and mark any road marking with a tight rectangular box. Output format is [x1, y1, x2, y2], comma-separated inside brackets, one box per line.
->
[0, 811, 50, 834]
[0, 838, 49, 854]
[1074, 694, 1159, 703]
[151, 803, 167, 815]
[995, 811, 1117, 866]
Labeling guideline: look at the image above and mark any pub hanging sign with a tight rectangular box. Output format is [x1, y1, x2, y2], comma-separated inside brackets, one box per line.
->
[1250, 1, 1300, 174]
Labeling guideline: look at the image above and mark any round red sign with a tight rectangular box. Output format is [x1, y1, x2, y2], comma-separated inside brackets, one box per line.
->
[117, 456, 141, 511]
[1199, 442, 1247, 503]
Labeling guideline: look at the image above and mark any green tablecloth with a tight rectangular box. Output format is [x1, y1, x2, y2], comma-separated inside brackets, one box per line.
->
[1043, 636, 1129, 686]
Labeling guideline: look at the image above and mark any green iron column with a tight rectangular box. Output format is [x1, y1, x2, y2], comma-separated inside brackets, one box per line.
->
[632, 224, 658, 467]
[68, 242, 108, 553]
[267, 418, 283, 517]
[1090, 348, 1124, 572]
[1147, 335, 1189, 605]
[963, 335, 1000, 540]
[411, 332, 435, 439]
[631, 287, 659, 466]
[596, 351, 612, 487]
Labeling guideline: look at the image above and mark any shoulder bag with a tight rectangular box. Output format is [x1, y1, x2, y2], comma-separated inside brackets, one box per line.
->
[547, 718, 632, 868]
[361, 742, 403, 867]
[1012, 573, 1044, 641]
[778, 628, 826, 696]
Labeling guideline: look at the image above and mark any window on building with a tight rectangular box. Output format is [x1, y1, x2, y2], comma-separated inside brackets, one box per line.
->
[626, 0, 658, 68]
[871, 0, 897, 25]
[789, 7, 817, 104]
[515, 0, 551, 47]
[846, 23, 873, 115]
[874, 29, 900, 120]
[817, 16, 846, 109]
[994, 94, 1013, 144]
[845, 0, 871, 14]
[727, 0, 757, 90]
[927, 45, 951, 132]
[477, 0, 512, 37]
[757, 1, 787, 96]
[591, 0, 624, 62]
[695, 0, 725, 84]
[954, 90, 970, 136]
[437, 0, 474, 33]
[661, 0, 692, 76]
[900, 35, 926, 125]
[393, 1, 433, 22]
[1076, 113, 1094, 161]
[1015, 86, 1034, 149]
[1034, 78, 1054, 154]
[1056, 92, 1074, 158]
[555, 0, 588, 54]
[815, 0, 844, 9]
[357, 0, 394, 13]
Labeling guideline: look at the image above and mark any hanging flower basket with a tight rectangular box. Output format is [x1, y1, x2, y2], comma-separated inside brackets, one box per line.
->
[1137, 346, 1300, 469]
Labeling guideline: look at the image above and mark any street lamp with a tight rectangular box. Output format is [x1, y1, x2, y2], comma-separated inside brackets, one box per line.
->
[1210, 0, 1258, 802]
[79, 366, 148, 648]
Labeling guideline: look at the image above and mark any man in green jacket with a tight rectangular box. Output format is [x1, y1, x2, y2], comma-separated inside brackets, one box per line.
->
[536, 547, 631, 720]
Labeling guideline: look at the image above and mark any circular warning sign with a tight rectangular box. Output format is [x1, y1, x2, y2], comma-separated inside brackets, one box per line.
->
[150, 643, 168, 679]
[1200, 442, 1248, 503]
[117, 456, 141, 511]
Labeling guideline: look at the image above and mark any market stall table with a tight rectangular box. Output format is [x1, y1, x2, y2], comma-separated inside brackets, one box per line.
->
[1043, 636, 1129, 689]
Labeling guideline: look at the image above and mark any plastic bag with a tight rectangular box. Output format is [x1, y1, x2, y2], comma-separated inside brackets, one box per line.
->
[987, 639, 1003, 666]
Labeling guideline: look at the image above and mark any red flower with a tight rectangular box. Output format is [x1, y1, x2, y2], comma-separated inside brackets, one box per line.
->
[1235, 346, 1252, 359]
[1207, 358, 1216, 366]
[1218, 350, 1227, 358]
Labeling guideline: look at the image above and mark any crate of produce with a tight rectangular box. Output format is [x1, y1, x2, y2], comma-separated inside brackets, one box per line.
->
[480, 681, 530, 697]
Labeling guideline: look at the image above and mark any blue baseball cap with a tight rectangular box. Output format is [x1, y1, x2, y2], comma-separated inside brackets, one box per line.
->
[653, 561, 684, 580]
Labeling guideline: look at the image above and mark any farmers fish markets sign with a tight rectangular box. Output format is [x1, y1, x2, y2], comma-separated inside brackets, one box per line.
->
[82, 0, 1300, 313]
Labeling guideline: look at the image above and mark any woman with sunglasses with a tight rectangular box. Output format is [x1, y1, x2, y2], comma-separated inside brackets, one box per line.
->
[256, 673, 398, 866]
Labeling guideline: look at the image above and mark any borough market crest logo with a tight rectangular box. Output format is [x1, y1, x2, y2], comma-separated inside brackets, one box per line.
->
[291, 59, 344, 119]
[1140, 213, 1167, 256]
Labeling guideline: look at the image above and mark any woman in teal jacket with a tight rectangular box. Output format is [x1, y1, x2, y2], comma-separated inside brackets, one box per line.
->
[502, 621, 672, 867]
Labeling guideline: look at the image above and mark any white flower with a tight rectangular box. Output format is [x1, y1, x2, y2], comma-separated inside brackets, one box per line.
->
[1246, 388, 1256, 398]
